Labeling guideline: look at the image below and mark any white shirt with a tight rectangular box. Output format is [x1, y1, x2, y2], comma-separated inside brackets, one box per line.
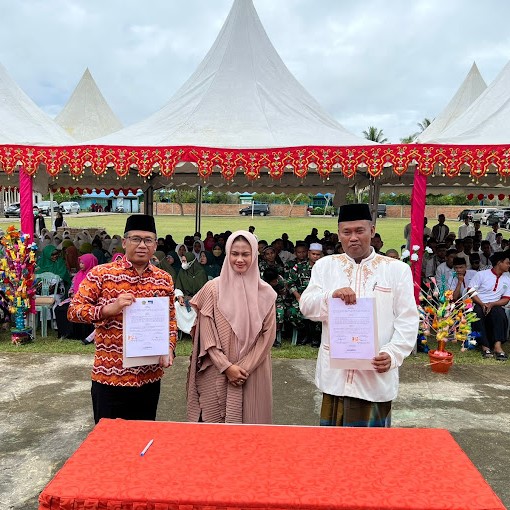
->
[435, 262, 455, 290]
[300, 249, 419, 402]
[470, 269, 510, 303]
[479, 251, 492, 270]
[458, 224, 475, 239]
[486, 231, 498, 245]
[425, 256, 444, 278]
[448, 269, 477, 293]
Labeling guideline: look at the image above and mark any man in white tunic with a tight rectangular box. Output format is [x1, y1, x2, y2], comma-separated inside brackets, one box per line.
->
[300, 204, 419, 427]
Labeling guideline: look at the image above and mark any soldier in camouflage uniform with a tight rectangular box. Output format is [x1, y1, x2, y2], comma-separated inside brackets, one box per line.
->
[259, 245, 285, 278]
[262, 267, 288, 347]
[286, 243, 323, 347]
[283, 241, 308, 279]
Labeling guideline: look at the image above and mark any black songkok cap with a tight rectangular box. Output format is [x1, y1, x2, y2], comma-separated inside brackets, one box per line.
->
[124, 214, 157, 235]
[338, 204, 372, 223]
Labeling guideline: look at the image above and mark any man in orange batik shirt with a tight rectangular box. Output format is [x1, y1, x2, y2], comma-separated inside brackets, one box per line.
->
[68, 214, 178, 423]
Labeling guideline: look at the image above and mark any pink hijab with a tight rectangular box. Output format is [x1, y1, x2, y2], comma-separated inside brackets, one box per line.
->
[73, 254, 98, 294]
[218, 230, 276, 356]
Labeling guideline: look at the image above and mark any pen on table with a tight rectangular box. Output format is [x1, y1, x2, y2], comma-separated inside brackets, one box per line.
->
[140, 439, 154, 457]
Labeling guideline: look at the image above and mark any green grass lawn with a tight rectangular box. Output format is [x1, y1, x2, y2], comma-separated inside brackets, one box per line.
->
[0, 328, 495, 366]
[0, 213, 499, 365]
[0, 215, 467, 253]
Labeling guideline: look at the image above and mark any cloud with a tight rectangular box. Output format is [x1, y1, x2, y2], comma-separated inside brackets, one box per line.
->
[0, 0, 508, 143]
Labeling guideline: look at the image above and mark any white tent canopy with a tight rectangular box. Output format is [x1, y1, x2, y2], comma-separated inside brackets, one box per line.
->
[433, 60, 510, 144]
[56, 68, 123, 142]
[418, 62, 487, 143]
[92, 0, 371, 148]
[0, 62, 74, 145]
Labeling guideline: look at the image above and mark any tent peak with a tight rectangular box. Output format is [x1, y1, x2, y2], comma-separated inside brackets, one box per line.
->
[91, 0, 370, 148]
[55, 67, 123, 142]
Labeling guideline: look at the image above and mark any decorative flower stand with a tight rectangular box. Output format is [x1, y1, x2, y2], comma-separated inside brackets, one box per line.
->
[10, 308, 32, 345]
[428, 340, 454, 373]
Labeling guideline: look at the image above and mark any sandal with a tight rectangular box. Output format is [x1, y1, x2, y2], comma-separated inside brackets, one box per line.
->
[482, 349, 493, 359]
[495, 351, 508, 361]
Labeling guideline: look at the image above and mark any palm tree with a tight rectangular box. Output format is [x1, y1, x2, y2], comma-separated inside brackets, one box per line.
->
[400, 134, 416, 143]
[362, 126, 388, 143]
[417, 118, 432, 133]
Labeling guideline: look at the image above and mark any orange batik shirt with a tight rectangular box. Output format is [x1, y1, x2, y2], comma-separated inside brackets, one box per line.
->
[68, 256, 178, 387]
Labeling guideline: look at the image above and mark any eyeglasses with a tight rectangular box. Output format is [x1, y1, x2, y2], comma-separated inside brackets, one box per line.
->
[125, 236, 156, 246]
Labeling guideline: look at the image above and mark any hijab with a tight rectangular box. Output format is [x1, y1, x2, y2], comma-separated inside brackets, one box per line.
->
[170, 244, 188, 273]
[36, 245, 72, 285]
[154, 250, 177, 281]
[63, 240, 80, 273]
[38, 233, 53, 250]
[165, 235, 177, 251]
[79, 242, 93, 254]
[218, 231, 276, 357]
[175, 252, 208, 297]
[200, 250, 220, 279]
[73, 254, 98, 293]
[211, 243, 225, 266]
[192, 240, 205, 260]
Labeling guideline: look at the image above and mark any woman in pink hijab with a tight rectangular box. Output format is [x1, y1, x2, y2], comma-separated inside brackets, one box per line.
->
[70, 254, 98, 296]
[187, 230, 276, 424]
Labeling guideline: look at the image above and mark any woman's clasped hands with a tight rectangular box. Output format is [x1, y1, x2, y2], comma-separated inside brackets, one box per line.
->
[225, 364, 249, 386]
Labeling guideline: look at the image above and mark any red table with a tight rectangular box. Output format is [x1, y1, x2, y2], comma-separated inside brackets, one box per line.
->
[39, 419, 504, 510]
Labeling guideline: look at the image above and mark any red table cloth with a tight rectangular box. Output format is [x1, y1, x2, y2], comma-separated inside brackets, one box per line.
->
[39, 419, 504, 510]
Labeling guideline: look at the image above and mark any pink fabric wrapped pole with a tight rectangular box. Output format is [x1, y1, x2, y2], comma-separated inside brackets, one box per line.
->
[19, 168, 34, 239]
[410, 169, 427, 303]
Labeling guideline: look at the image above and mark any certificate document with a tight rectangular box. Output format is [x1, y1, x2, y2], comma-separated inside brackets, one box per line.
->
[122, 297, 170, 367]
[328, 297, 377, 370]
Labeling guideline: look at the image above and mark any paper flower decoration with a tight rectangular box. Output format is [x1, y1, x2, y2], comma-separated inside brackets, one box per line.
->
[417, 276, 479, 356]
[0, 226, 38, 342]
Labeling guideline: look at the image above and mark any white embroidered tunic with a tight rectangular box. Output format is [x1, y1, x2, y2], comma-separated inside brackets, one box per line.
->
[300, 249, 419, 402]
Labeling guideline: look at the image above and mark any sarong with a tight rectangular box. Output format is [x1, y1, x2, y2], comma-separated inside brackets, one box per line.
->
[320, 393, 392, 427]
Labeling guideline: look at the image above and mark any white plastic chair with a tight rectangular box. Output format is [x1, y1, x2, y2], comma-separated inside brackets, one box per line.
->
[34, 272, 63, 337]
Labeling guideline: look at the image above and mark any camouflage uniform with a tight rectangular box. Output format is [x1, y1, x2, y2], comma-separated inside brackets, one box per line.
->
[272, 275, 288, 328]
[258, 259, 284, 278]
[286, 260, 322, 345]
[286, 260, 312, 327]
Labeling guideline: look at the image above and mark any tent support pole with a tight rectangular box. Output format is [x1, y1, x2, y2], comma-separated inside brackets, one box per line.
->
[410, 168, 427, 303]
[19, 169, 34, 238]
[195, 185, 202, 234]
[368, 179, 381, 227]
[145, 186, 154, 216]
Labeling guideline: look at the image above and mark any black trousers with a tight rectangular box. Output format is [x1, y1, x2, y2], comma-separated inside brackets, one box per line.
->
[55, 301, 94, 340]
[472, 304, 508, 349]
[91, 380, 161, 424]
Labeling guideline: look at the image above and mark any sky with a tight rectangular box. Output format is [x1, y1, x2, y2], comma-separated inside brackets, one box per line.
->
[1, 0, 509, 143]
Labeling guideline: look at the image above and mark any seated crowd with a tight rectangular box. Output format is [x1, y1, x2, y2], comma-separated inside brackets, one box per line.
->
[420, 215, 510, 361]
[19, 213, 510, 361]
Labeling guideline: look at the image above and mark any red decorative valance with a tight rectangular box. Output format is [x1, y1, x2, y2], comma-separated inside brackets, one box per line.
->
[1, 144, 510, 181]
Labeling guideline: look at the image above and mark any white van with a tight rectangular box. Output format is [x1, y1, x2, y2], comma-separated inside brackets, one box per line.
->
[60, 202, 81, 214]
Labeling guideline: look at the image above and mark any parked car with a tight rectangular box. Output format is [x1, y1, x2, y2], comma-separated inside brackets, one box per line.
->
[4, 202, 21, 218]
[37, 201, 61, 216]
[486, 209, 510, 227]
[239, 204, 270, 216]
[377, 204, 387, 218]
[471, 207, 499, 224]
[457, 209, 476, 222]
[60, 201, 80, 214]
